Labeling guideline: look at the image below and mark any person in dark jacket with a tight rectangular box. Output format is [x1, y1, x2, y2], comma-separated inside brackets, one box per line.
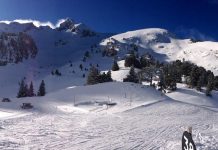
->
[182, 127, 196, 150]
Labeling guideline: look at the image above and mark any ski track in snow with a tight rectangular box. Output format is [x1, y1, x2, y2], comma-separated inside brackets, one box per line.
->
[0, 100, 218, 150]
[1, 21, 218, 150]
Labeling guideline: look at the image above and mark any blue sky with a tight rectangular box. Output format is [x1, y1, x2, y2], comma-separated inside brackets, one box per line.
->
[0, 0, 218, 40]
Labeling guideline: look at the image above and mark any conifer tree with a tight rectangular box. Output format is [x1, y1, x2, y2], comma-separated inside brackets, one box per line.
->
[140, 53, 154, 68]
[55, 69, 61, 76]
[97, 71, 112, 83]
[79, 64, 83, 71]
[24, 83, 28, 96]
[123, 66, 139, 83]
[28, 81, 35, 97]
[214, 76, 218, 90]
[196, 74, 204, 91]
[163, 64, 177, 90]
[106, 70, 113, 82]
[98, 72, 107, 83]
[112, 61, 119, 71]
[37, 80, 46, 96]
[125, 52, 141, 68]
[190, 66, 198, 88]
[51, 70, 54, 75]
[206, 74, 214, 96]
[84, 51, 90, 58]
[17, 79, 28, 98]
[124, 53, 136, 67]
[87, 66, 99, 85]
[82, 57, 86, 62]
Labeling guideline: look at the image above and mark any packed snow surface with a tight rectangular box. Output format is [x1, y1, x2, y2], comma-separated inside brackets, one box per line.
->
[0, 82, 218, 150]
[0, 22, 218, 149]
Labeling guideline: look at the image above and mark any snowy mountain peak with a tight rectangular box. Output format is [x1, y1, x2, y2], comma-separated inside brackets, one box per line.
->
[56, 18, 75, 31]
[56, 18, 96, 36]
[111, 28, 174, 44]
[100, 28, 176, 52]
[100, 28, 218, 75]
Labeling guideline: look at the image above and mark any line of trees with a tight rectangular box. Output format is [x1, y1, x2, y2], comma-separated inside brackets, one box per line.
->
[86, 66, 112, 85]
[17, 79, 46, 98]
[123, 50, 217, 96]
[163, 60, 216, 96]
[124, 50, 159, 69]
[87, 48, 217, 96]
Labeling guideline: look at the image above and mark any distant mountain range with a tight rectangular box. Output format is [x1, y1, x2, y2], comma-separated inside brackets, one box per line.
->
[0, 18, 218, 97]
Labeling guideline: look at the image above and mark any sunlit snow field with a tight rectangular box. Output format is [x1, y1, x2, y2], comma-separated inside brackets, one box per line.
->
[0, 83, 218, 150]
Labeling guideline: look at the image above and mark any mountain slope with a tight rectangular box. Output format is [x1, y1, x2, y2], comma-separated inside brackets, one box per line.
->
[0, 19, 111, 97]
[0, 20, 218, 149]
[100, 28, 218, 75]
[0, 32, 37, 64]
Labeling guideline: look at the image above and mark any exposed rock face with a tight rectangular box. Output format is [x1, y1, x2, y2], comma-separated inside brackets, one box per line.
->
[57, 18, 75, 31]
[57, 18, 96, 37]
[0, 32, 38, 65]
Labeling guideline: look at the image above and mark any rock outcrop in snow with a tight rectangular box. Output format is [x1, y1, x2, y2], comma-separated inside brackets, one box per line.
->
[57, 18, 76, 32]
[56, 18, 96, 37]
[0, 32, 37, 65]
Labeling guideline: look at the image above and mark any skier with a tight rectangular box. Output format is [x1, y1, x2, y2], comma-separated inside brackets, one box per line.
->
[182, 127, 196, 150]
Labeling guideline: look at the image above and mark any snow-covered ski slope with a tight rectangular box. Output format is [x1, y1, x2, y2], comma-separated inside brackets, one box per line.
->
[0, 82, 218, 150]
[100, 28, 218, 75]
[0, 20, 218, 149]
[0, 21, 111, 97]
